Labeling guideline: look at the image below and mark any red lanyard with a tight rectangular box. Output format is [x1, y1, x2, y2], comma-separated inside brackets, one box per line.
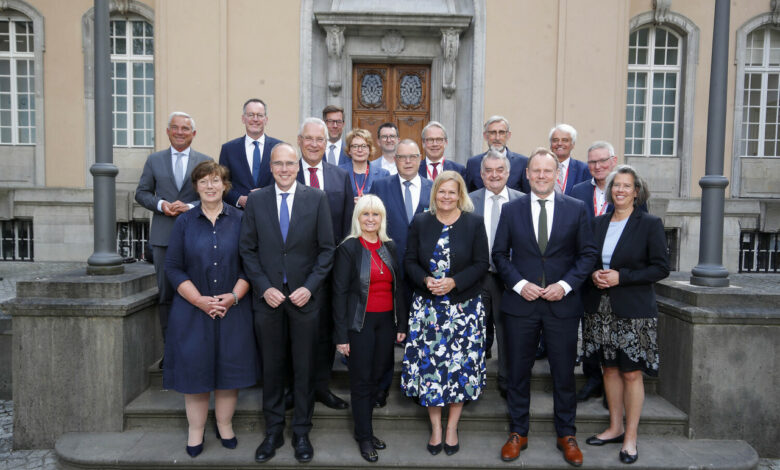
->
[557, 162, 569, 192]
[353, 170, 368, 197]
[593, 187, 608, 216]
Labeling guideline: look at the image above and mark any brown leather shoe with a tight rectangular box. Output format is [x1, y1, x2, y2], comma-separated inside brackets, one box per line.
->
[500, 432, 528, 462]
[556, 436, 583, 467]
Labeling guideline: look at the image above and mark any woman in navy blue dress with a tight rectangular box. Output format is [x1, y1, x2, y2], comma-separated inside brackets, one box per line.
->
[339, 128, 389, 201]
[164, 161, 257, 458]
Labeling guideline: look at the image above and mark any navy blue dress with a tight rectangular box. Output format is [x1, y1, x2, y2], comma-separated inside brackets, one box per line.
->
[163, 204, 257, 394]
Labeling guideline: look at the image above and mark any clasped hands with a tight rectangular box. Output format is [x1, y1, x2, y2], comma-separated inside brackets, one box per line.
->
[161, 200, 190, 216]
[520, 282, 565, 302]
[425, 276, 455, 296]
[195, 293, 234, 319]
[263, 286, 311, 308]
[592, 269, 619, 289]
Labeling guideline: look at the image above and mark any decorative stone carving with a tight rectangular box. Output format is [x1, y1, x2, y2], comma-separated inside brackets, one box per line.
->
[0, 1, 9, 12]
[325, 25, 346, 97]
[772, 0, 780, 25]
[111, 0, 131, 15]
[381, 30, 405, 56]
[653, 0, 672, 24]
[440, 28, 460, 99]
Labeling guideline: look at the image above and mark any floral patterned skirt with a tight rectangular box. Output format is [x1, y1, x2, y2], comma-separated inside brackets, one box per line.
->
[583, 293, 659, 376]
[400, 294, 486, 406]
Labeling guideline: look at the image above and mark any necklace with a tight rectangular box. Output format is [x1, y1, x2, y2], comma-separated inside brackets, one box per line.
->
[360, 238, 384, 274]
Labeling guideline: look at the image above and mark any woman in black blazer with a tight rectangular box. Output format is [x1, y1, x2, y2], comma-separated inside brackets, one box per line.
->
[582, 165, 670, 465]
[333, 195, 408, 463]
[401, 171, 490, 456]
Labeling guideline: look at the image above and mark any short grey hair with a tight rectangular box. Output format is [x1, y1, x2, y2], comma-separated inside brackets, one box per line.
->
[483, 115, 510, 133]
[605, 164, 650, 207]
[298, 117, 327, 138]
[587, 141, 615, 158]
[422, 121, 448, 141]
[168, 111, 195, 131]
[480, 149, 510, 173]
[397, 138, 420, 152]
[548, 123, 577, 144]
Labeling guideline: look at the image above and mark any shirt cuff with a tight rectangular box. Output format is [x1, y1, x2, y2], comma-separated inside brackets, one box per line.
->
[187, 203, 195, 209]
[156, 200, 165, 212]
[512, 280, 527, 295]
[557, 280, 572, 295]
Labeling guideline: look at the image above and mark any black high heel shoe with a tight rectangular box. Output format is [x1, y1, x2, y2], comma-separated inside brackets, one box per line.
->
[443, 429, 459, 456]
[186, 432, 205, 458]
[215, 422, 238, 449]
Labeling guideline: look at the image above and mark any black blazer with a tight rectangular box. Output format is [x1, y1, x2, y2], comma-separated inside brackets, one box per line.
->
[583, 209, 670, 319]
[404, 211, 489, 303]
[332, 238, 408, 344]
[239, 183, 336, 313]
[296, 161, 354, 242]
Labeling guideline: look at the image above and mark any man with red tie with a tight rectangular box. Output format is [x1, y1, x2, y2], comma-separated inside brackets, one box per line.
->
[417, 121, 466, 181]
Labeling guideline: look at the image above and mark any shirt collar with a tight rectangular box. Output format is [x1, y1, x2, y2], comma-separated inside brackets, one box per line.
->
[425, 156, 444, 166]
[531, 191, 555, 204]
[400, 174, 421, 187]
[301, 159, 323, 172]
[487, 186, 510, 200]
[275, 180, 297, 196]
[245, 134, 265, 146]
[196, 203, 227, 219]
[170, 146, 191, 157]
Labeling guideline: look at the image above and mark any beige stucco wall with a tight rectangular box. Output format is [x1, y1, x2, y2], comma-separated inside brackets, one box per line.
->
[154, 0, 301, 161]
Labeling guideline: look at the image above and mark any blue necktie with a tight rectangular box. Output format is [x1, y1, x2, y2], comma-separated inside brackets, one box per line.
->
[252, 141, 261, 186]
[280, 193, 289, 283]
[403, 180, 414, 223]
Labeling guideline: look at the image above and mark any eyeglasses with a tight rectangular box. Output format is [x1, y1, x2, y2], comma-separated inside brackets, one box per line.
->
[302, 136, 326, 144]
[271, 160, 299, 168]
[325, 119, 344, 125]
[424, 137, 446, 144]
[350, 144, 369, 151]
[587, 156, 614, 167]
[379, 134, 398, 140]
[245, 113, 266, 119]
[396, 154, 421, 162]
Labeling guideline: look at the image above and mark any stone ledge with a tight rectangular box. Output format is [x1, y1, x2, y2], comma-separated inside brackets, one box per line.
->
[13, 263, 155, 300]
[3, 290, 158, 318]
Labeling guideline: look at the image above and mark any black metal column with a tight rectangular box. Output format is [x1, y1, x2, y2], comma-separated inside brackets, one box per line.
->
[87, 0, 124, 275]
[690, 0, 730, 287]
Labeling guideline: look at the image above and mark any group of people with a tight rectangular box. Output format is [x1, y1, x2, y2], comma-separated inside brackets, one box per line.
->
[134, 100, 670, 466]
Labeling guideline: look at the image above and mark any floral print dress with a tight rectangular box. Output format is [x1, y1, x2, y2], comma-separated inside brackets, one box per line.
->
[401, 225, 486, 406]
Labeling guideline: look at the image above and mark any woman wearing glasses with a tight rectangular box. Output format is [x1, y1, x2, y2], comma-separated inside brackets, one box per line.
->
[339, 128, 389, 201]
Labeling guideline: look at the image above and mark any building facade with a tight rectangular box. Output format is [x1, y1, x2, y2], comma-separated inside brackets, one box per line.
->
[0, 0, 777, 273]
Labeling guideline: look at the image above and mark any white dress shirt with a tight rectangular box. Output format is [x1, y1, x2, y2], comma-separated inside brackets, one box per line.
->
[158, 146, 192, 212]
[483, 186, 509, 252]
[381, 155, 398, 175]
[301, 159, 325, 190]
[245, 134, 265, 170]
[398, 174, 422, 212]
[590, 178, 608, 216]
[424, 157, 445, 180]
[556, 157, 571, 192]
[512, 191, 572, 296]
[275, 181, 297, 221]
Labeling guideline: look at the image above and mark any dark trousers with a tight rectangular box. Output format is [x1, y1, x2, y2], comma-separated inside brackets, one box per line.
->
[481, 272, 507, 390]
[505, 302, 579, 437]
[347, 311, 395, 441]
[152, 245, 173, 342]
[314, 279, 336, 393]
[255, 287, 318, 436]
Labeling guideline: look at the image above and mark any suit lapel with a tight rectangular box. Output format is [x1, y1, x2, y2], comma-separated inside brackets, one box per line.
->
[286, 184, 307, 245]
[522, 196, 542, 255]
[608, 210, 640, 265]
[472, 189, 485, 216]
[547, 193, 566, 250]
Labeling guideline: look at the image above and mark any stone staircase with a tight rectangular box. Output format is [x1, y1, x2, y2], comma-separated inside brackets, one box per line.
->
[55, 347, 759, 469]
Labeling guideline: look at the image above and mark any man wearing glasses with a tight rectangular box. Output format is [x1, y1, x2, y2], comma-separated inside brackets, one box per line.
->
[417, 121, 466, 181]
[218, 98, 282, 208]
[370, 122, 400, 176]
[465, 116, 530, 193]
[322, 105, 350, 166]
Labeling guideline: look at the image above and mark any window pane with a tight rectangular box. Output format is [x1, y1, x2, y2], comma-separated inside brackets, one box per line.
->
[662, 140, 674, 155]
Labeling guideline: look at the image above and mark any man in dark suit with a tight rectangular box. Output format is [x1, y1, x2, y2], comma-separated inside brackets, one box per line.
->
[369, 138, 432, 406]
[322, 105, 350, 166]
[296, 117, 354, 410]
[493, 148, 597, 467]
[418, 121, 466, 181]
[135, 112, 211, 350]
[465, 116, 529, 193]
[239, 142, 335, 464]
[218, 98, 282, 208]
[549, 124, 591, 195]
[468, 150, 523, 398]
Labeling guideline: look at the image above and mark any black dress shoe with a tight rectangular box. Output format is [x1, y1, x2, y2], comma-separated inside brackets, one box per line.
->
[619, 448, 638, 464]
[315, 390, 349, 409]
[214, 423, 237, 449]
[358, 439, 378, 463]
[374, 389, 388, 408]
[586, 433, 624, 446]
[254, 432, 284, 463]
[292, 433, 314, 462]
[370, 435, 386, 450]
[576, 381, 604, 402]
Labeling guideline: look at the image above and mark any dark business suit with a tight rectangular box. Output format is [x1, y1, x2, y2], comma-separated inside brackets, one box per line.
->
[559, 158, 591, 195]
[465, 149, 530, 193]
[418, 158, 466, 180]
[492, 193, 597, 437]
[469, 187, 523, 391]
[218, 134, 282, 207]
[239, 183, 335, 436]
[296, 160, 354, 394]
[135, 147, 211, 340]
[583, 209, 670, 318]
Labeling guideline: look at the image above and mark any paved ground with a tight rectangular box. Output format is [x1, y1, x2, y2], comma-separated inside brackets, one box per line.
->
[0, 262, 777, 469]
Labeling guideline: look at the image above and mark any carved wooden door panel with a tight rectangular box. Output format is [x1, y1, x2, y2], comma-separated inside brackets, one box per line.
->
[352, 63, 430, 160]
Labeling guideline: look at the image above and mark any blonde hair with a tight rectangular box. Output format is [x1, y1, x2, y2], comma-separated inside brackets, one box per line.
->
[429, 170, 473, 215]
[346, 194, 391, 242]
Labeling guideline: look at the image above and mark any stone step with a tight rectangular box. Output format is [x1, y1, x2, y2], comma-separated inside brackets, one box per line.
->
[55, 429, 759, 470]
[124, 385, 687, 437]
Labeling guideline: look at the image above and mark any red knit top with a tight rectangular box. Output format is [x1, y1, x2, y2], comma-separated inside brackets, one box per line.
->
[360, 237, 393, 313]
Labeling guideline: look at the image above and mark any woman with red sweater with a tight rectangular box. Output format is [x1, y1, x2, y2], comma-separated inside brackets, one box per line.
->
[333, 195, 408, 463]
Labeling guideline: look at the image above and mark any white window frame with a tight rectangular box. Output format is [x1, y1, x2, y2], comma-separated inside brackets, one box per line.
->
[0, 15, 35, 145]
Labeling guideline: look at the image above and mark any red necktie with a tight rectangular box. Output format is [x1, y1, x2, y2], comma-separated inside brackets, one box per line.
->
[431, 162, 439, 180]
[308, 167, 320, 189]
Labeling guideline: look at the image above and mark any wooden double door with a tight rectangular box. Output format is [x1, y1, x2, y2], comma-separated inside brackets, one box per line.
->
[351, 63, 431, 160]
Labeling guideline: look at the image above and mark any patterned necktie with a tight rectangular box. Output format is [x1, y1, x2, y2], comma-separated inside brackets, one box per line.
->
[308, 167, 320, 189]
[403, 180, 414, 223]
[489, 194, 502, 270]
[328, 144, 336, 165]
[252, 141, 261, 186]
[174, 152, 185, 190]
[430, 161, 439, 180]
